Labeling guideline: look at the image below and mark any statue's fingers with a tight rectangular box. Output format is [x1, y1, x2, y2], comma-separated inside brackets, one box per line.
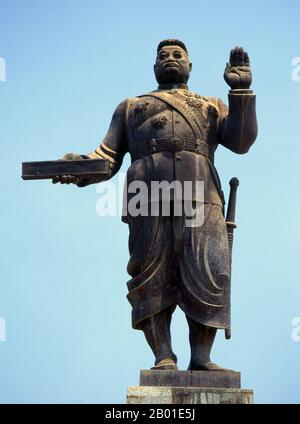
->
[244, 51, 250, 66]
[237, 47, 244, 65]
[224, 62, 231, 75]
[52, 176, 60, 184]
[62, 153, 74, 160]
[229, 49, 235, 65]
[233, 47, 239, 66]
[71, 176, 79, 184]
[65, 175, 75, 184]
[236, 66, 251, 73]
[61, 175, 68, 184]
[228, 68, 242, 75]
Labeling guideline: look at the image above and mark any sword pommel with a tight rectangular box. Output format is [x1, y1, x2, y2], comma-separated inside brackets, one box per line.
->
[229, 177, 239, 188]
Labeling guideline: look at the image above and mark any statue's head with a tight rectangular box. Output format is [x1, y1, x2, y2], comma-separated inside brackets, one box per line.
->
[154, 39, 192, 85]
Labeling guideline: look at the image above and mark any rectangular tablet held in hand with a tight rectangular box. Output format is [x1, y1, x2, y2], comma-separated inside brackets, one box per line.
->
[21, 159, 109, 180]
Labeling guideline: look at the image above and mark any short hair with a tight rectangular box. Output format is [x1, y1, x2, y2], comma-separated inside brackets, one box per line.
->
[157, 39, 188, 55]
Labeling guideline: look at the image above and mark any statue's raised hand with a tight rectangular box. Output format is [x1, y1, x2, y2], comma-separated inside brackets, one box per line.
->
[224, 47, 252, 90]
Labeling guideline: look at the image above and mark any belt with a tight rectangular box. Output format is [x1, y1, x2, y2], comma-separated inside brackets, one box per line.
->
[131, 136, 210, 161]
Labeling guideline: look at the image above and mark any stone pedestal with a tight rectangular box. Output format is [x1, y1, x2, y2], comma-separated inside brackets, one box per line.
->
[126, 370, 253, 404]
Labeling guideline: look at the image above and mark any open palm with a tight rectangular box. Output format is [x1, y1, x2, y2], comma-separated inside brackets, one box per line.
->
[224, 47, 252, 89]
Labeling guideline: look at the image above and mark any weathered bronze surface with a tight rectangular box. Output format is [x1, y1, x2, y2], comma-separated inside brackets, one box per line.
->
[23, 40, 258, 371]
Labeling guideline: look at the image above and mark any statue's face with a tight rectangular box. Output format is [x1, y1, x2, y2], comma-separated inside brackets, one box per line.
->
[154, 45, 192, 85]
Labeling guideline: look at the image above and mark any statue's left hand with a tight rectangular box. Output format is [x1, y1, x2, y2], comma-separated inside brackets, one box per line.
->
[224, 47, 252, 90]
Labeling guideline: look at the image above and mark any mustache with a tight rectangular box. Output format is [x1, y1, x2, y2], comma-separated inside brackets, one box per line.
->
[163, 61, 180, 68]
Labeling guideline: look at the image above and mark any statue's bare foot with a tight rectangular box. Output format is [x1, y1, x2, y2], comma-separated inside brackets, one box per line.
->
[151, 358, 178, 370]
[188, 361, 234, 372]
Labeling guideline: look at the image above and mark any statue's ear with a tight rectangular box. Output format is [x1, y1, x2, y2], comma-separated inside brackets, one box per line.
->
[189, 63, 193, 72]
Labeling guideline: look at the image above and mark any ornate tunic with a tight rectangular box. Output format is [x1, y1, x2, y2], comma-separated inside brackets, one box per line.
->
[87, 87, 257, 331]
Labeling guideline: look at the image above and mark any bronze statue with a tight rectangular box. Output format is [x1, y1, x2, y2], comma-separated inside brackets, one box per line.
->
[51, 40, 258, 371]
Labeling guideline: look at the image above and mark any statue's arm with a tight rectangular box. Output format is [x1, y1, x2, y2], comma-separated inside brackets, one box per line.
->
[218, 90, 258, 154]
[53, 100, 128, 187]
[86, 100, 127, 173]
[218, 46, 258, 154]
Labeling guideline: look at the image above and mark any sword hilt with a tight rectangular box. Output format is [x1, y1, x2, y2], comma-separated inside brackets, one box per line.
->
[226, 177, 239, 227]
[226, 177, 239, 256]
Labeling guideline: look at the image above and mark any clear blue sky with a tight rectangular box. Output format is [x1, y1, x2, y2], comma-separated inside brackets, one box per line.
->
[0, 0, 300, 404]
